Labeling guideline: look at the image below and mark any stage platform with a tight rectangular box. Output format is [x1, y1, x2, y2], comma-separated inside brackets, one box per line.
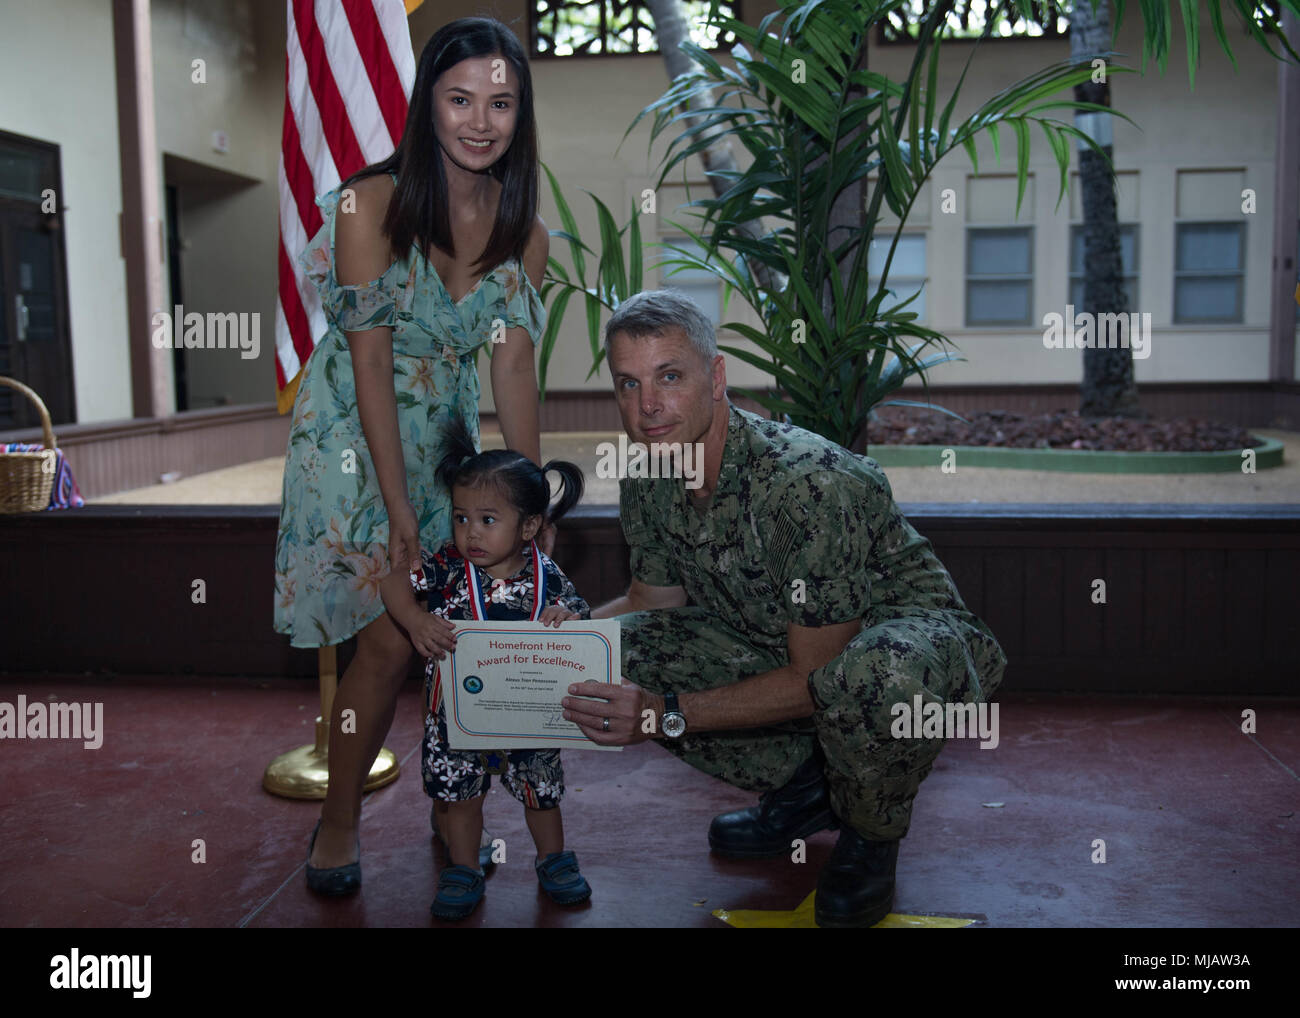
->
[2, 501, 1298, 691]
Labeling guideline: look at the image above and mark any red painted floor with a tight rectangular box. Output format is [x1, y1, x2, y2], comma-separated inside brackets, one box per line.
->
[0, 677, 1296, 928]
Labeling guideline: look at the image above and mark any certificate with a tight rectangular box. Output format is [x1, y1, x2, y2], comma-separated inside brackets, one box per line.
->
[444, 618, 622, 752]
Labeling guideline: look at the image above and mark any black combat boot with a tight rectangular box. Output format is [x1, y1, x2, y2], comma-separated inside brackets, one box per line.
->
[708, 754, 838, 857]
[814, 827, 899, 928]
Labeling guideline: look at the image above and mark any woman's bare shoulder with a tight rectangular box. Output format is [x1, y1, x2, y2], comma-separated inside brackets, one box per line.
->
[341, 172, 396, 222]
[335, 172, 399, 284]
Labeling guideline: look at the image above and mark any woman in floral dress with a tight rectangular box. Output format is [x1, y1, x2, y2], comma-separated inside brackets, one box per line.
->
[274, 17, 551, 893]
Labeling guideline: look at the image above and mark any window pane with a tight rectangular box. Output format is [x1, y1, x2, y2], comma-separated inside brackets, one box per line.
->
[1120, 227, 1137, 274]
[969, 229, 1030, 275]
[1175, 277, 1241, 321]
[882, 281, 926, 320]
[1176, 223, 1242, 272]
[869, 234, 925, 278]
[657, 236, 720, 324]
[0, 144, 48, 202]
[658, 237, 717, 283]
[1070, 228, 1086, 272]
[674, 282, 721, 326]
[968, 280, 1031, 324]
[534, 2, 737, 56]
[660, 261, 716, 285]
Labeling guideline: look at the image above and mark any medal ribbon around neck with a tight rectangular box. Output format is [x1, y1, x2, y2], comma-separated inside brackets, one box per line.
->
[463, 539, 546, 621]
[430, 541, 547, 715]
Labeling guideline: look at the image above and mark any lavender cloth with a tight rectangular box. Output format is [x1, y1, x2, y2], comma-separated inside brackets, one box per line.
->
[0, 444, 84, 509]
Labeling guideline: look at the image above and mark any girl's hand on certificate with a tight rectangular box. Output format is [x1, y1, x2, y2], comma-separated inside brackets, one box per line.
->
[538, 604, 580, 627]
[408, 614, 458, 659]
[562, 679, 658, 746]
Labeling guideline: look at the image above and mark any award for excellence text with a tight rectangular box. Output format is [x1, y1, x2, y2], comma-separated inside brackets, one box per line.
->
[446, 619, 622, 752]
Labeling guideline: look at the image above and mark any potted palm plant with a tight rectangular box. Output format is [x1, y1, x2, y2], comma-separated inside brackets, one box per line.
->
[538, 0, 1127, 449]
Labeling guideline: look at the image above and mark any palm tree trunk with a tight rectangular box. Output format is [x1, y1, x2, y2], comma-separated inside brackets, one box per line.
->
[646, 0, 776, 293]
[828, 39, 869, 451]
[1071, 0, 1142, 417]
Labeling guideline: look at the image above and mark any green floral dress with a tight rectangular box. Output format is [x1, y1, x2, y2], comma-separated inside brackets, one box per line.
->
[274, 173, 546, 647]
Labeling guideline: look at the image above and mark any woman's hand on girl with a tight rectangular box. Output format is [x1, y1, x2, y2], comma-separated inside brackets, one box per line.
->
[387, 499, 421, 572]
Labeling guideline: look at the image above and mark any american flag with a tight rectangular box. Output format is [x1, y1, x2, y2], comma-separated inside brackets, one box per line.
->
[275, 0, 423, 414]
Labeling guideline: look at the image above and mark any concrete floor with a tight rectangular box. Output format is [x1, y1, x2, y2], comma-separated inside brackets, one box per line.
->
[1, 676, 1295, 928]
[93, 429, 1300, 505]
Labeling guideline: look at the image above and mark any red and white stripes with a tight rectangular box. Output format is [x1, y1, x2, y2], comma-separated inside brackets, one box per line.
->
[275, 0, 417, 406]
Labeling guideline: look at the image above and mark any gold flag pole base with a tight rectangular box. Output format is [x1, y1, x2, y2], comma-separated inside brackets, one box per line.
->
[263, 646, 401, 800]
[261, 720, 401, 799]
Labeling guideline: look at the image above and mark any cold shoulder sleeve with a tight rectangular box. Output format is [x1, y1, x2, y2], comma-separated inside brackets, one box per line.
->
[497, 258, 548, 346]
[298, 185, 404, 333]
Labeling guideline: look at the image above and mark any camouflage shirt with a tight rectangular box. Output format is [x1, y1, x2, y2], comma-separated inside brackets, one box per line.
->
[619, 405, 972, 650]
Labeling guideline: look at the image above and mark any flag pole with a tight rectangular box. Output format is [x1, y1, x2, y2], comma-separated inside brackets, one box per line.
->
[263, 646, 400, 799]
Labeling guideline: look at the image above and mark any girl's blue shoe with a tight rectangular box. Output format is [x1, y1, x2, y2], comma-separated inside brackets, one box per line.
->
[431, 865, 486, 920]
[535, 850, 591, 905]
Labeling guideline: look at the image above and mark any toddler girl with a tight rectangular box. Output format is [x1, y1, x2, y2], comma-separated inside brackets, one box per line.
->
[381, 418, 590, 921]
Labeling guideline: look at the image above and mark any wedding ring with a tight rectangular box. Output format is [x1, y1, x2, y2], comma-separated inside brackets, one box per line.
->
[602, 717, 611, 732]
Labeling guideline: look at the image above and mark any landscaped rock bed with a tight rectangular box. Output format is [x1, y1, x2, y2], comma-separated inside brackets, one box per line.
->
[866, 409, 1262, 452]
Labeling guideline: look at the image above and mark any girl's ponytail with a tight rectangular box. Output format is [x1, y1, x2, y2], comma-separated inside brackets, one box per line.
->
[542, 460, 584, 525]
[436, 415, 478, 491]
[436, 417, 585, 529]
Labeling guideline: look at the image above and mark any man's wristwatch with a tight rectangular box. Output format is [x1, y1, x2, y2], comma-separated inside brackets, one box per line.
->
[661, 691, 687, 739]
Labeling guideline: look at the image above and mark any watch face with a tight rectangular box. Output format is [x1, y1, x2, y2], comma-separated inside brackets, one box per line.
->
[663, 712, 687, 738]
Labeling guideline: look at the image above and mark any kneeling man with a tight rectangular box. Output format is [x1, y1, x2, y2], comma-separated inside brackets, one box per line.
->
[562, 289, 1006, 927]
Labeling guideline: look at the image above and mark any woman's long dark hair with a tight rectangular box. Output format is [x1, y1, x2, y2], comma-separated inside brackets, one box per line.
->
[341, 17, 539, 271]
[437, 417, 584, 528]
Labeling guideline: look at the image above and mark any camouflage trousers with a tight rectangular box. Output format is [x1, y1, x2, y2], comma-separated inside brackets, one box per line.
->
[620, 607, 1007, 840]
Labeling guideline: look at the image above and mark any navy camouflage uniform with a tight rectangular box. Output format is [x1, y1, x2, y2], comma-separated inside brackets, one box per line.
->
[412, 543, 591, 809]
[618, 405, 1007, 840]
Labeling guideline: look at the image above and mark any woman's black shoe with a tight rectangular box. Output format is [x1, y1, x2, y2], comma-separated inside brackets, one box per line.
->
[814, 827, 898, 928]
[305, 819, 361, 896]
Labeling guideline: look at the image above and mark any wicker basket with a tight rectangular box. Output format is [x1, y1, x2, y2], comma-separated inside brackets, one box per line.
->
[0, 376, 58, 513]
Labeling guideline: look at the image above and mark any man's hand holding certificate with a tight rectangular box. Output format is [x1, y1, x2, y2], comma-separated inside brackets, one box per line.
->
[445, 618, 622, 752]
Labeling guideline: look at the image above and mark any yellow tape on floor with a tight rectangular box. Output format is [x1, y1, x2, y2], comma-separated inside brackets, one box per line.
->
[713, 891, 975, 928]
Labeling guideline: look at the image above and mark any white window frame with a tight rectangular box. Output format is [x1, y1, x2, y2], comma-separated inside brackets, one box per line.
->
[656, 232, 723, 327]
[1173, 221, 1245, 324]
[868, 232, 928, 324]
[965, 226, 1034, 327]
